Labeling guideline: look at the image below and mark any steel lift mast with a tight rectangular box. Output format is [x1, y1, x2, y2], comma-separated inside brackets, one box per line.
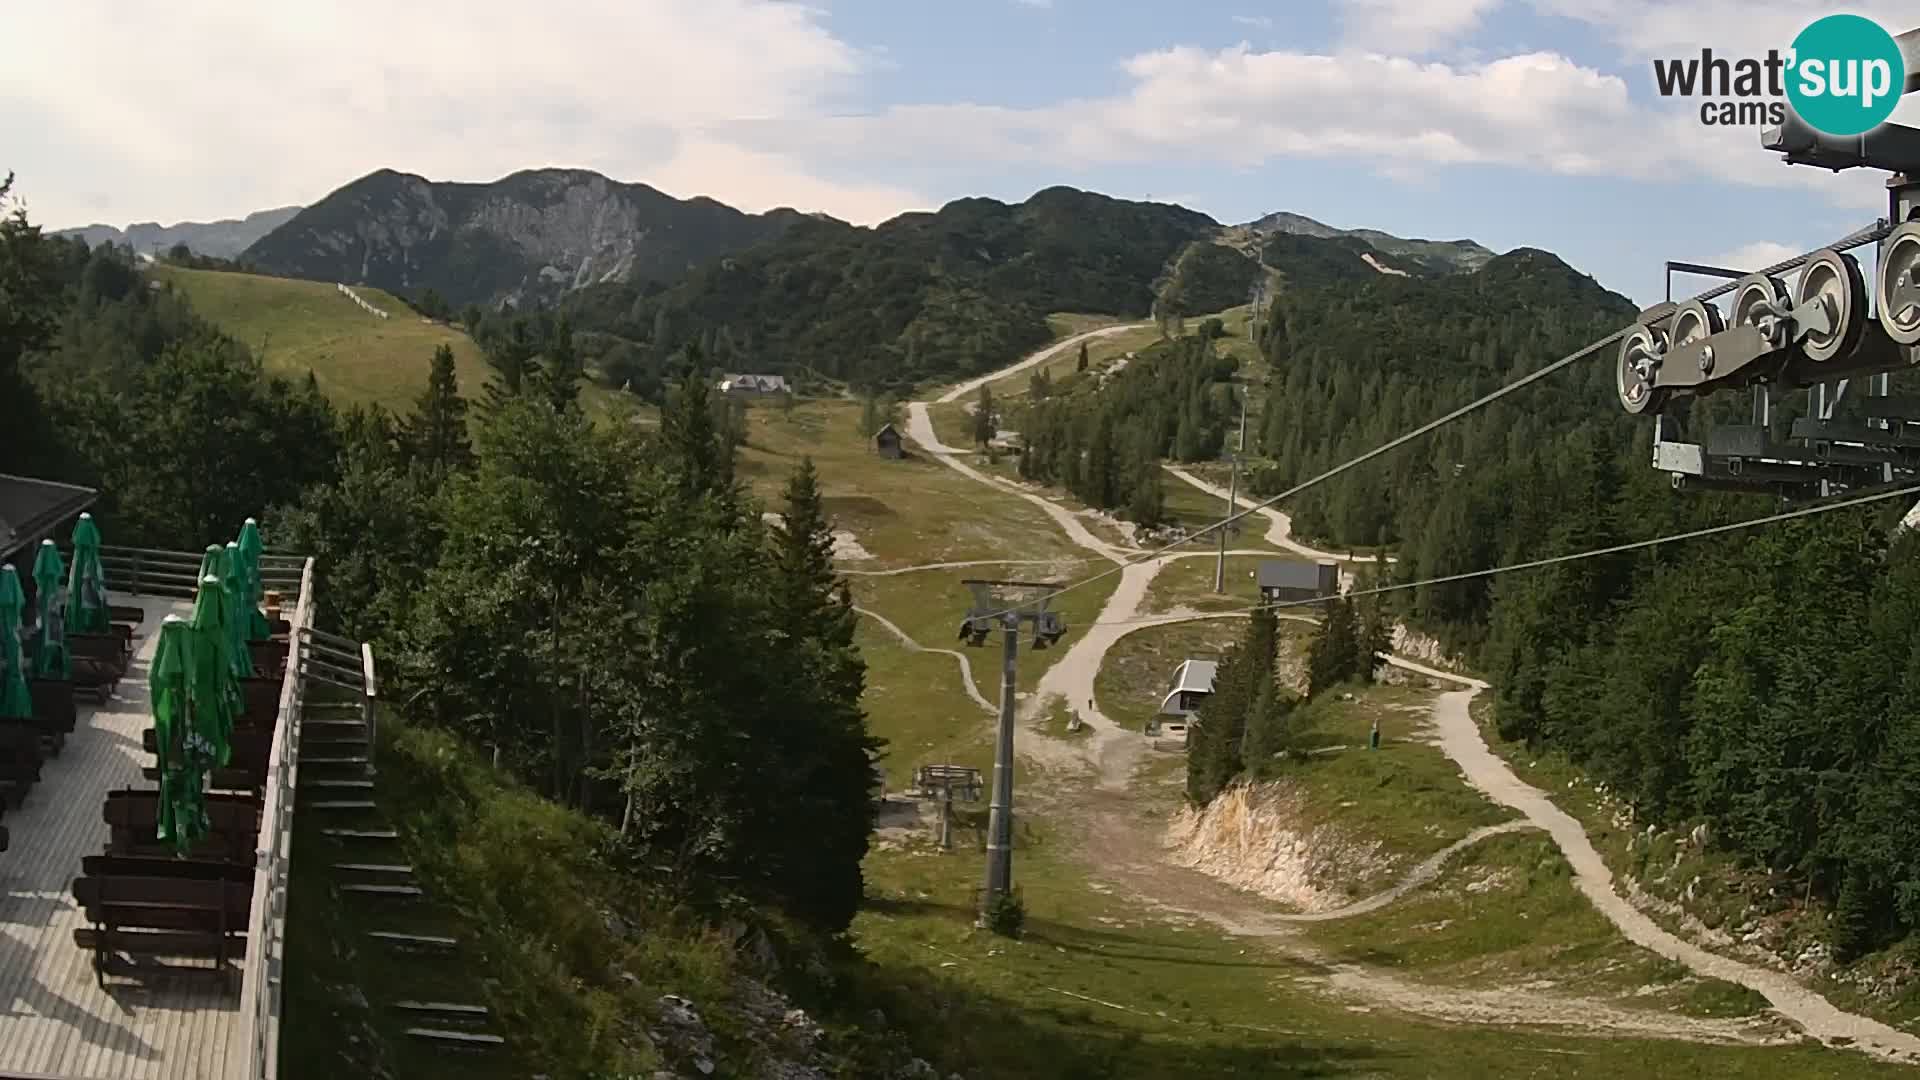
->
[1621, 27, 1920, 499]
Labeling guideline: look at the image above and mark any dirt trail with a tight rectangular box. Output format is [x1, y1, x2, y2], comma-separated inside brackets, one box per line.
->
[853, 606, 995, 714]
[934, 324, 1144, 404]
[1162, 464, 1392, 565]
[843, 559, 1086, 577]
[1426, 686, 1920, 1062]
[904, 401, 1130, 564]
[899, 339, 1920, 1058]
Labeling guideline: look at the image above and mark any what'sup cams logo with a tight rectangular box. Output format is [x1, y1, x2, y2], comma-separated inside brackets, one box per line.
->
[1653, 13, 1906, 134]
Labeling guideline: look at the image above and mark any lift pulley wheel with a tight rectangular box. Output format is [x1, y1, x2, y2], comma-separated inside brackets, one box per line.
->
[1617, 322, 1667, 415]
[1796, 248, 1868, 363]
[1879, 221, 1920, 347]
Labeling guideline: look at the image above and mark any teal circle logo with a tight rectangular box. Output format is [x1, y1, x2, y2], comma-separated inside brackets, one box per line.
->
[1785, 14, 1906, 136]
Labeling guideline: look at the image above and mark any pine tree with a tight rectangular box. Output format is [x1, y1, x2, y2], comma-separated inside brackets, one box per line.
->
[658, 351, 733, 500]
[1307, 596, 1362, 697]
[1128, 451, 1164, 527]
[403, 344, 471, 475]
[760, 457, 883, 929]
[974, 386, 995, 447]
[541, 313, 581, 412]
[1076, 341, 1089, 371]
[479, 316, 540, 416]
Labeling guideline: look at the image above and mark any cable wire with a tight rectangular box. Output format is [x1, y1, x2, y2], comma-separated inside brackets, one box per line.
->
[970, 218, 1899, 623]
[1065, 480, 1920, 629]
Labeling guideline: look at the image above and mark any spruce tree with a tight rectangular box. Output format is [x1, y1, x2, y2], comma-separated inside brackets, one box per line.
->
[658, 350, 734, 500]
[759, 457, 882, 929]
[974, 385, 995, 447]
[1307, 596, 1362, 698]
[479, 316, 540, 416]
[403, 344, 471, 475]
[541, 313, 581, 412]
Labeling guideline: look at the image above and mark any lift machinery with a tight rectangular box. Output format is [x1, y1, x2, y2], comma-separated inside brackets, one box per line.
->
[1621, 27, 1920, 498]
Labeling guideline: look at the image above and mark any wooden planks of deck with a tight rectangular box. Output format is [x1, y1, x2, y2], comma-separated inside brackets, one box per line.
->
[0, 596, 240, 1080]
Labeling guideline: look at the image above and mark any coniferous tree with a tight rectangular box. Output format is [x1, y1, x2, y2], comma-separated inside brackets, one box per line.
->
[974, 385, 995, 447]
[404, 344, 471, 476]
[1307, 596, 1362, 698]
[479, 316, 540, 416]
[761, 458, 884, 929]
[541, 313, 581, 412]
[1076, 341, 1089, 371]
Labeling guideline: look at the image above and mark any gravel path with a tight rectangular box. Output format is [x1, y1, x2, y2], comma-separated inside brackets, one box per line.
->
[897, 335, 1920, 1061]
[852, 605, 995, 714]
[933, 324, 1144, 404]
[1162, 464, 1393, 565]
[1425, 685, 1920, 1062]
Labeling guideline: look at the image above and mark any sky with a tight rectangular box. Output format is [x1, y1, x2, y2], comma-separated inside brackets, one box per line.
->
[3, 0, 1916, 305]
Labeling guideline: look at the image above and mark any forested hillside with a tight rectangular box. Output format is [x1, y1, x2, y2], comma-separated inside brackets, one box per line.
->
[563, 187, 1220, 392]
[0, 181, 979, 1075]
[1184, 242, 1920, 961]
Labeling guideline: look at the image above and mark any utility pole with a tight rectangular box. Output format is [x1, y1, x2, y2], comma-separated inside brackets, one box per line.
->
[958, 580, 1067, 925]
[1214, 386, 1248, 593]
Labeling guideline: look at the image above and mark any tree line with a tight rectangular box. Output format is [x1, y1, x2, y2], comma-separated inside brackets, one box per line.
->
[1208, 246, 1920, 958]
[2, 184, 881, 933]
[1012, 331, 1239, 529]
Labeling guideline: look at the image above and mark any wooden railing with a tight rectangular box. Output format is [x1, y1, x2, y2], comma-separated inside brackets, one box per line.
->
[77, 543, 306, 600]
[233, 556, 316, 1080]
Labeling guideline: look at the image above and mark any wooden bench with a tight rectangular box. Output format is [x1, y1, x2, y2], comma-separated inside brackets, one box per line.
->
[0, 723, 45, 808]
[142, 727, 271, 767]
[68, 634, 126, 701]
[29, 679, 77, 734]
[102, 788, 260, 866]
[248, 638, 290, 678]
[81, 853, 253, 881]
[109, 604, 144, 627]
[71, 874, 252, 985]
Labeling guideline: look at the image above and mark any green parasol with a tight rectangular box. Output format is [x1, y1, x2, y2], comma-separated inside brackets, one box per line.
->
[65, 513, 109, 634]
[188, 570, 235, 768]
[150, 615, 211, 853]
[224, 541, 254, 679]
[0, 567, 30, 720]
[236, 518, 271, 641]
[32, 540, 70, 679]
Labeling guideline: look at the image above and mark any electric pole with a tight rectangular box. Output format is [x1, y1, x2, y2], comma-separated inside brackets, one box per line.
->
[1214, 386, 1248, 593]
[958, 580, 1067, 926]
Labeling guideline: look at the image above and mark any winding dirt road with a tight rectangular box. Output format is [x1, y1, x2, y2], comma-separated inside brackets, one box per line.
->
[853, 605, 995, 714]
[891, 330, 1920, 1061]
[1162, 464, 1392, 565]
[933, 324, 1144, 405]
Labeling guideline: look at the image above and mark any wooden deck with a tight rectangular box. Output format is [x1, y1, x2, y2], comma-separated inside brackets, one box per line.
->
[0, 595, 239, 1080]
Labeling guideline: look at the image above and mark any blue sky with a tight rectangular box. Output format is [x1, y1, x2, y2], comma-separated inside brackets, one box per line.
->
[5, 0, 1915, 305]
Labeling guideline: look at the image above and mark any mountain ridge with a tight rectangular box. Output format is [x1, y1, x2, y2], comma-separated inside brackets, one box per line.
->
[241, 167, 820, 309]
[55, 206, 303, 258]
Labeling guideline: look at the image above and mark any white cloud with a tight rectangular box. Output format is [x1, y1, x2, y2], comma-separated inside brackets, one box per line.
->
[1706, 241, 1802, 274]
[2, 0, 925, 228]
[1337, 0, 1504, 54]
[749, 43, 1892, 210]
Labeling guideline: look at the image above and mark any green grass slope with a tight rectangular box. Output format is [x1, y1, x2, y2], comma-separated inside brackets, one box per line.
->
[153, 266, 493, 413]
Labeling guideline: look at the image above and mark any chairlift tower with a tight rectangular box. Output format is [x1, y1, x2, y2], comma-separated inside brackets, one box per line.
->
[957, 580, 1067, 924]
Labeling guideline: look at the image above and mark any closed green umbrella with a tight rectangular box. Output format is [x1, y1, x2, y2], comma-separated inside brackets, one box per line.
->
[224, 541, 254, 679]
[236, 518, 271, 641]
[189, 570, 235, 768]
[150, 615, 211, 854]
[65, 513, 109, 634]
[32, 540, 70, 679]
[0, 567, 30, 720]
